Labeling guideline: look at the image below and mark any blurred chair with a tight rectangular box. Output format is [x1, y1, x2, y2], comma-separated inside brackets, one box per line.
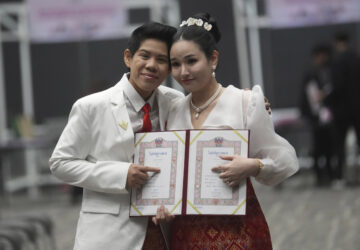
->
[0, 220, 37, 250]
[21, 216, 56, 250]
[0, 236, 15, 250]
[0, 228, 32, 250]
[0, 215, 56, 250]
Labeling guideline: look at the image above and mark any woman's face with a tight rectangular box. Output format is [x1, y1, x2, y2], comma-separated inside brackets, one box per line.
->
[170, 40, 216, 93]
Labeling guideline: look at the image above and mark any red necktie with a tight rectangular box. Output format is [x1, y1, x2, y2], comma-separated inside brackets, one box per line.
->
[141, 103, 152, 132]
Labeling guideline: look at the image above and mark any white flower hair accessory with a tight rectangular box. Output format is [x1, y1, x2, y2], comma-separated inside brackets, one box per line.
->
[203, 22, 212, 31]
[179, 17, 212, 31]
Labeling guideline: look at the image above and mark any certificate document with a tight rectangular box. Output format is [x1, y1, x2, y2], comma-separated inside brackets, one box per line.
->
[130, 131, 186, 216]
[130, 129, 248, 216]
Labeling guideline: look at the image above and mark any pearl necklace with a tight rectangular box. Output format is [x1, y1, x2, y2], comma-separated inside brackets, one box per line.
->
[190, 84, 222, 119]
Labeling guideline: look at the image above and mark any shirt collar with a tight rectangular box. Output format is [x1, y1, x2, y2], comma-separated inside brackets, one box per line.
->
[123, 73, 156, 112]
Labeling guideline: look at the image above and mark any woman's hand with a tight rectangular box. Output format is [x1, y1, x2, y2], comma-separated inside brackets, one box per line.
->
[152, 205, 175, 226]
[245, 88, 271, 115]
[211, 155, 259, 187]
[264, 96, 272, 115]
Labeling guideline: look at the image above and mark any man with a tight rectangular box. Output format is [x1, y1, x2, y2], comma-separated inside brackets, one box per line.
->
[325, 32, 360, 188]
[49, 22, 183, 250]
[300, 44, 335, 186]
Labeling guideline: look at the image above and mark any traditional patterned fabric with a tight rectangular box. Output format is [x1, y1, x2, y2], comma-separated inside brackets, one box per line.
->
[171, 178, 272, 250]
[142, 218, 167, 250]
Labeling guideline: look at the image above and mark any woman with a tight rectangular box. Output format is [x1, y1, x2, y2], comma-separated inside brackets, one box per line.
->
[155, 13, 299, 249]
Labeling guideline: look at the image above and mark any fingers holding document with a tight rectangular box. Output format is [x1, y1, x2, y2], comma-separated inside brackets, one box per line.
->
[126, 164, 160, 189]
[152, 205, 175, 226]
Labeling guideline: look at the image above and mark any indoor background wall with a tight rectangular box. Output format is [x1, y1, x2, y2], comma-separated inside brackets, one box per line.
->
[2, 0, 360, 124]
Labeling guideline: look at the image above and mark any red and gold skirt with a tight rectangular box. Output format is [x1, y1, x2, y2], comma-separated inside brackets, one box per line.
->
[142, 178, 272, 250]
[171, 178, 272, 250]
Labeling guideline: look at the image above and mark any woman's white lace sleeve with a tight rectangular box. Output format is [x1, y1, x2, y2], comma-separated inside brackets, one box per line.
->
[245, 85, 299, 186]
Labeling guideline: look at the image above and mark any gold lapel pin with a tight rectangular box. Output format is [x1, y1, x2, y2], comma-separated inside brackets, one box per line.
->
[119, 121, 128, 131]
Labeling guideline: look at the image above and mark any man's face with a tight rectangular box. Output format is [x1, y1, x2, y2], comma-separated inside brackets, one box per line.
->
[124, 39, 170, 100]
[314, 53, 328, 67]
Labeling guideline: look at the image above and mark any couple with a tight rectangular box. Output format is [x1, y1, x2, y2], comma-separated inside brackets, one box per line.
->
[50, 13, 298, 250]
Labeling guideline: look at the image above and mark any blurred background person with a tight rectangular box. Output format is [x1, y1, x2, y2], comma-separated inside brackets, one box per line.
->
[324, 32, 360, 189]
[300, 44, 335, 187]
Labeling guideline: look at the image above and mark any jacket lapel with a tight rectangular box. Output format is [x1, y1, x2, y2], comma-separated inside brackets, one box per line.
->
[156, 88, 170, 131]
[109, 79, 135, 159]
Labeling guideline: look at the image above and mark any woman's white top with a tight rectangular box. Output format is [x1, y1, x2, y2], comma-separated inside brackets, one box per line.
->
[167, 85, 299, 186]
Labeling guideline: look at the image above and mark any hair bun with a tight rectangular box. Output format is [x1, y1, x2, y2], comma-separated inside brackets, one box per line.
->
[193, 12, 221, 43]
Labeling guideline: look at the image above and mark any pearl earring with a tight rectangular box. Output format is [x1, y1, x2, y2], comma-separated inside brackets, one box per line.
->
[212, 65, 216, 78]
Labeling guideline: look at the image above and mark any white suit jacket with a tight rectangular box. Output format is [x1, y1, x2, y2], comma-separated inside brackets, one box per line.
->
[49, 74, 184, 250]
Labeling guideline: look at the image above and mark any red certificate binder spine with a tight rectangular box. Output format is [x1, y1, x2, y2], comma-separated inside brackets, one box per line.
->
[181, 130, 190, 215]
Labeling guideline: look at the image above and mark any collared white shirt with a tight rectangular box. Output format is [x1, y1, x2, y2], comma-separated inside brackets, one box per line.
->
[122, 74, 159, 133]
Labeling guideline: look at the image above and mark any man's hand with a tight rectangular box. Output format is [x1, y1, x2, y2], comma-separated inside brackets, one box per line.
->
[152, 205, 175, 226]
[126, 164, 160, 189]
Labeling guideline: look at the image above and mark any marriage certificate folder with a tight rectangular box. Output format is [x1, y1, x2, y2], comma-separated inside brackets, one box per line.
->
[130, 129, 249, 216]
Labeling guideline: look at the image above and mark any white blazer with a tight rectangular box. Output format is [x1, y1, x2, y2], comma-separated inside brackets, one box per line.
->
[49, 74, 184, 250]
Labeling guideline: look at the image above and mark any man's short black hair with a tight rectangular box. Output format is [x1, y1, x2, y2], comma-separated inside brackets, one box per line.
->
[312, 44, 331, 56]
[127, 22, 177, 56]
[334, 32, 350, 43]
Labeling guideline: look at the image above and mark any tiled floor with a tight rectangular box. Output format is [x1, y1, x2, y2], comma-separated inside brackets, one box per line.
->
[255, 172, 360, 250]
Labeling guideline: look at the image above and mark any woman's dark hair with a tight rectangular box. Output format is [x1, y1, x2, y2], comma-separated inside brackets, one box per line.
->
[127, 22, 177, 56]
[173, 13, 221, 58]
